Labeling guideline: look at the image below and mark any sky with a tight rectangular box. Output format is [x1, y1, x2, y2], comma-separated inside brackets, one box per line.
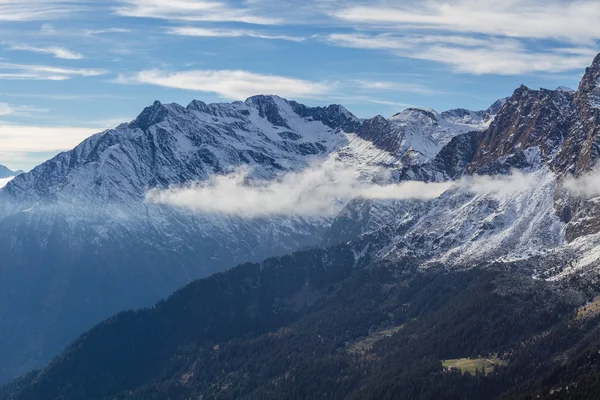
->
[0, 0, 598, 171]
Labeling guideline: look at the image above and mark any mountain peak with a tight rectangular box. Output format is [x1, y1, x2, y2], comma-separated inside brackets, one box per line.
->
[131, 100, 170, 131]
[244, 95, 291, 128]
[577, 53, 600, 98]
[391, 108, 438, 122]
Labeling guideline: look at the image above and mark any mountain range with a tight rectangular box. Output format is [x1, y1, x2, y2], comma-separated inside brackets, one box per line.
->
[0, 165, 22, 179]
[3, 54, 600, 399]
[0, 91, 499, 383]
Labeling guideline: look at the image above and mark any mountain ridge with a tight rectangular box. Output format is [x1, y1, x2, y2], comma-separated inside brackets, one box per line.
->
[0, 92, 500, 383]
[7, 52, 600, 396]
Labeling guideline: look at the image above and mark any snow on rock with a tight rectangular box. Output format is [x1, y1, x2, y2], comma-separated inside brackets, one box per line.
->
[388, 106, 496, 164]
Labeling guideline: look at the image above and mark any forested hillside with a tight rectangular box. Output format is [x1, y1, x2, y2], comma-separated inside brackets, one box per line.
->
[4, 246, 599, 400]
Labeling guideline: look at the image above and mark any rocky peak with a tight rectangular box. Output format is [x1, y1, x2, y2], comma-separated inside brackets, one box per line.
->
[131, 100, 170, 131]
[287, 101, 360, 132]
[391, 108, 438, 124]
[483, 98, 508, 119]
[467, 85, 574, 173]
[186, 99, 212, 113]
[356, 115, 400, 154]
[577, 53, 600, 98]
[245, 95, 291, 128]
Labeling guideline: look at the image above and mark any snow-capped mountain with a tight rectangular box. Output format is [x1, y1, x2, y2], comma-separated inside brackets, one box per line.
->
[0, 94, 497, 383]
[328, 54, 600, 282]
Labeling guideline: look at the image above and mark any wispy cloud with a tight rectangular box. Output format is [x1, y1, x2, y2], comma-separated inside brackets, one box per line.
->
[84, 28, 133, 35]
[116, 69, 331, 100]
[166, 26, 305, 42]
[0, 92, 127, 100]
[325, 33, 596, 75]
[0, 62, 108, 81]
[8, 44, 84, 59]
[334, 0, 600, 42]
[0, 0, 85, 21]
[354, 79, 442, 95]
[0, 102, 48, 116]
[114, 0, 280, 25]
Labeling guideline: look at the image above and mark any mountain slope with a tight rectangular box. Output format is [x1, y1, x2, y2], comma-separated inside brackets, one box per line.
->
[8, 54, 600, 399]
[326, 56, 600, 274]
[3, 246, 594, 400]
[0, 95, 496, 383]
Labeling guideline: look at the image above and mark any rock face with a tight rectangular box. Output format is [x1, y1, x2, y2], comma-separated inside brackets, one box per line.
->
[326, 54, 600, 282]
[0, 95, 496, 383]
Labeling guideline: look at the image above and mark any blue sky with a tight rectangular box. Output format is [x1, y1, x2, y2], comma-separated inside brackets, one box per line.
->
[0, 0, 598, 171]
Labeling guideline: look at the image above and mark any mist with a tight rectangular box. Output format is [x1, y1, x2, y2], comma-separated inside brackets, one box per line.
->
[146, 165, 454, 218]
[461, 170, 536, 195]
[563, 167, 600, 198]
[146, 166, 538, 218]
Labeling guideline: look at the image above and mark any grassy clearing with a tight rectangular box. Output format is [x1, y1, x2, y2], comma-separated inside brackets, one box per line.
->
[442, 356, 505, 376]
[346, 326, 404, 355]
[575, 296, 600, 320]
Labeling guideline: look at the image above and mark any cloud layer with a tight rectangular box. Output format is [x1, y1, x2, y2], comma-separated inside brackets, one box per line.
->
[146, 167, 536, 218]
[146, 165, 453, 217]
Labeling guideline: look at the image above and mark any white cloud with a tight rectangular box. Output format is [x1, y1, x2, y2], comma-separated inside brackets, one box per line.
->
[564, 167, 600, 198]
[0, 62, 108, 81]
[147, 166, 539, 218]
[461, 170, 536, 195]
[0, 0, 84, 21]
[0, 103, 48, 116]
[146, 165, 453, 217]
[0, 103, 15, 116]
[84, 28, 133, 35]
[325, 33, 596, 75]
[8, 44, 84, 59]
[0, 121, 117, 170]
[114, 0, 280, 25]
[166, 26, 305, 42]
[334, 0, 600, 42]
[354, 79, 440, 95]
[116, 69, 331, 100]
[0, 123, 101, 155]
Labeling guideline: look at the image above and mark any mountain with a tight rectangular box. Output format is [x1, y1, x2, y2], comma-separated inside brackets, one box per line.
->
[0, 164, 22, 179]
[5, 53, 600, 400]
[327, 56, 600, 273]
[0, 95, 497, 383]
